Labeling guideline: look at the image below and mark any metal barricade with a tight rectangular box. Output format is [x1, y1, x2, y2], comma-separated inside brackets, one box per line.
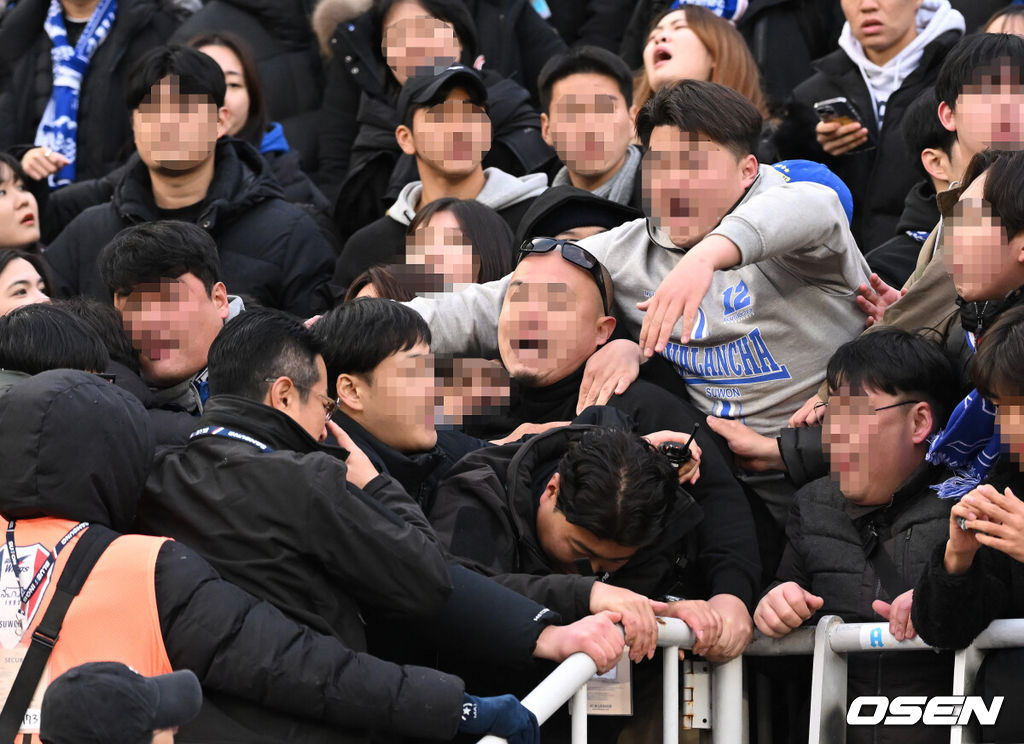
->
[477, 615, 1024, 744]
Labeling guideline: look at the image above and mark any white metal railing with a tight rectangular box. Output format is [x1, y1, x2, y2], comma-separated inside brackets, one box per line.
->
[477, 615, 1024, 744]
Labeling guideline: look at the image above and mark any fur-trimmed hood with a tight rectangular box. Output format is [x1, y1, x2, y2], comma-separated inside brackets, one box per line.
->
[312, 0, 372, 55]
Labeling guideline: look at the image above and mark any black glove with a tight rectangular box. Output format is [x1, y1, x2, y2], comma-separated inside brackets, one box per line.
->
[457, 693, 540, 744]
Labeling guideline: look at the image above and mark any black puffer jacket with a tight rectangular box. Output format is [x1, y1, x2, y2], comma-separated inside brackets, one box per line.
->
[170, 0, 324, 171]
[429, 411, 704, 621]
[0, 0, 182, 182]
[772, 463, 954, 744]
[44, 138, 334, 316]
[773, 30, 962, 253]
[136, 394, 454, 648]
[0, 370, 465, 744]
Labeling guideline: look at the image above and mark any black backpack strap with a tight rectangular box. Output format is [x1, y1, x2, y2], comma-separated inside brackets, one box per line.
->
[0, 524, 118, 740]
[859, 522, 910, 600]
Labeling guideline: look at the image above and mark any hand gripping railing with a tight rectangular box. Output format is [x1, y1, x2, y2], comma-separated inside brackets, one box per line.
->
[475, 616, 699, 744]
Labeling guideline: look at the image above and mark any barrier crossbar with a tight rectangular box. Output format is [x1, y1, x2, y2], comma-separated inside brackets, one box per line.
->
[477, 615, 1024, 744]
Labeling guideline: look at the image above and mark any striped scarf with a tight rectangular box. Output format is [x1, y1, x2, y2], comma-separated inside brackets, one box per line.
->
[35, 0, 118, 188]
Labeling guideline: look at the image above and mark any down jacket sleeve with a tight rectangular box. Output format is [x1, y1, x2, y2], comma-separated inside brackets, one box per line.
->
[155, 539, 465, 739]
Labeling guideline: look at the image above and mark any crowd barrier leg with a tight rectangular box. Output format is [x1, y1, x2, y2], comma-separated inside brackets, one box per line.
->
[664, 647, 679, 744]
[808, 616, 847, 744]
[711, 655, 746, 743]
[571, 686, 588, 744]
[755, 671, 772, 744]
[950, 644, 985, 744]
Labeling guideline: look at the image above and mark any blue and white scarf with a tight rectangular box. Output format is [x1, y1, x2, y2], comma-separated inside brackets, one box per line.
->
[34, 0, 118, 189]
[928, 387, 1001, 499]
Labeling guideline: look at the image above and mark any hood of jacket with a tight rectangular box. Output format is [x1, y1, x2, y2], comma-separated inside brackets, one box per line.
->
[896, 179, 940, 234]
[0, 370, 155, 530]
[837, 0, 964, 120]
[313, 0, 373, 55]
[112, 138, 284, 228]
[386, 167, 548, 226]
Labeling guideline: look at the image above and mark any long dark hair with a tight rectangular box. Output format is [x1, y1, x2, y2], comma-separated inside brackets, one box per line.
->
[372, 0, 478, 88]
[407, 197, 514, 283]
[186, 31, 268, 146]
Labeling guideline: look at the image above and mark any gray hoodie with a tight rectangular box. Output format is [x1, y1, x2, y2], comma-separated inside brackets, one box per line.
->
[408, 165, 871, 434]
[837, 0, 965, 127]
[385, 167, 549, 226]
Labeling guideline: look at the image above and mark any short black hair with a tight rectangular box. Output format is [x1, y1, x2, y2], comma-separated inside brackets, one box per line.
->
[125, 44, 227, 110]
[98, 221, 221, 298]
[826, 327, 958, 433]
[537, 45, 634, 114]
[312, 298, 431, 389]
[973, 304, 1024, 400]
[958, 149, 1024, 242]
[901, 88, 955, 181]
[0, 303, 108, 375]
[556, 427, 678, 548]
[636, 79, 762, 159]
[935, 33, 1024, 110]
[373, 0, 478, 72]
[407, 197, 514, 283]
[58, 297, 140, 375]
[207, 308, 323, 402]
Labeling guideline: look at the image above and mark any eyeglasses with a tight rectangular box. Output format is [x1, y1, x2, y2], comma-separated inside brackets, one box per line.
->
[264, 377, 339, 422]
[814, 399, 921, 418]
[518, 237, 612, 316]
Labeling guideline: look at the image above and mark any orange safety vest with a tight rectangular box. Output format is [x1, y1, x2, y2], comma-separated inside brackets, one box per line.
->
[0, 517, 174, 742]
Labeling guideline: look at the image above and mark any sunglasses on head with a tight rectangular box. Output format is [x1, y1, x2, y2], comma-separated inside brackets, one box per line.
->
[517, 238, 611, 316]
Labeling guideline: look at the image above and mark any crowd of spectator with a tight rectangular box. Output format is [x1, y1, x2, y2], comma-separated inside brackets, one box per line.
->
[3, 0, 1024, 742]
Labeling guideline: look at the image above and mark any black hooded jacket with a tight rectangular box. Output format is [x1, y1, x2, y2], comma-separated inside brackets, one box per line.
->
[773, 30, 962, 253]
[0, 0, 182, 182]
[44, 138, 334, 316]
[429, 412, 704, 621]
[865, 179, 941, 289]
[462, 369, 761, 609]
[0, 370, 465, 744]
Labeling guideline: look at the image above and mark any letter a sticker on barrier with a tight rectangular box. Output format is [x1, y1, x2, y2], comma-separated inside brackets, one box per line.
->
[860, 625, 885, 648]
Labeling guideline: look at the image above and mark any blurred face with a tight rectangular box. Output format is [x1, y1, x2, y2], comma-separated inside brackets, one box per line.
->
[151, 729, 175, 744]
[824, 384, 928, 506]
[945, 63, 1024, 159]
[114, 273, 230, 387]
[644, 125, 756, 248]
[0, 258, 49, 315]
[498, 251, 613, 387]
[348, 341, 439, 452]
[535, 476, 638, 575]
[133, 76, 226, 173]
[643, 11, 714, 92]
[0, 165, 40, 248]
[993, 394, 1024, 465]
[543, 73, 635, 179]
[841, 0, 921, 64]
[406, 209, 477, 286]
[943, 173, 1024, 301]
[438, 357, 510, 426]
[406, 87, 491, 176]
[382, 0, 462, 85]
[198, 44, 250, 138]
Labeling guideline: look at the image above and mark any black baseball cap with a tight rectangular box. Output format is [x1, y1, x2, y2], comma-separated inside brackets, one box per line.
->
[40, 662, 202, 744]
[397, 64, 488, 126]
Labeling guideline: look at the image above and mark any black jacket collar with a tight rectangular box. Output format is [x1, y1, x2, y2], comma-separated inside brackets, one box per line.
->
[197, 394, 337, 457]
[112, 138, 283, 227]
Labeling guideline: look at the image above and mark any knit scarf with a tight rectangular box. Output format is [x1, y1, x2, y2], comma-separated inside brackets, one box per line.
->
[552, 144, 641, 207]
[35, 0, 118, 188]
[928, 386, 1001, 500]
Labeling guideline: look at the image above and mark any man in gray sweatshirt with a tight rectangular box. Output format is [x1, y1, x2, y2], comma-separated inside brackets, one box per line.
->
[409, 80, 869, 439]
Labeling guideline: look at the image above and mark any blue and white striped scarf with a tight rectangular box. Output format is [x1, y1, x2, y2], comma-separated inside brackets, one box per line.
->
[34, 0, 117, 189]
